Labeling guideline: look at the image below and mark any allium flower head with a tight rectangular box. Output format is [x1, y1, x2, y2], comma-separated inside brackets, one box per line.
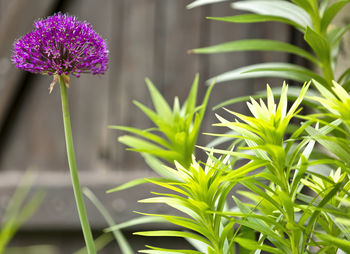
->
[12, 13, 108, 77]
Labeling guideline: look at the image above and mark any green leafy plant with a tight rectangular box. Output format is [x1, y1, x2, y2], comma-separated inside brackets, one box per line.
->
[110, 74, 214, 172]
[0, 171, 57, 254]
[188, 0, 350, 108]
[109, 1, 350, 253]
[73, 188, 133, 254]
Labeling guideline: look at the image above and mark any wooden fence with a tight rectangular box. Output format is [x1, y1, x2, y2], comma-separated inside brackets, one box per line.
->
[0, 0, 292, 252]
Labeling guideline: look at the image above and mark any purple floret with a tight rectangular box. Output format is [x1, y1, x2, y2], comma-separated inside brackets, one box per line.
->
[12, 13, 108, 77]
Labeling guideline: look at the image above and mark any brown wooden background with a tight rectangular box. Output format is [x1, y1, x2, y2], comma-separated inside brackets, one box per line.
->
[0, 0, 293, 253]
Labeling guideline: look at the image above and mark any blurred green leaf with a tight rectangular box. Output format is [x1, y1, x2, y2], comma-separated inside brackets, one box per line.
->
[234, 237, 284, 254]
[208, 14, 304, 30]
[316, 233, 350, 252]
[105, 216, 167, 233]
[107, 178, 151, 193]
[135, 230, 212, 246]
[206, 63, 325, 85]
[145, 78, 173, 123]
[232, 0, 312, 28]
[109, 126, 171, 149]
[83, 188, 133, 254]
[304, 27, 331, 63]
[187, 0, 228, 9]
[0, 171, 45, 254]
[291, 0, 316, 15]
[139, 245, 203, 254]
[6, 245, 59, 254]
[73, 233, 115, 254]
[320, 0, 350, 33]
[191, 40, 318, 64]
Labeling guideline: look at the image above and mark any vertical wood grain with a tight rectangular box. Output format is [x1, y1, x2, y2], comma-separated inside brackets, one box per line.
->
[0, 0, 61, 171]
[107, 0, 156, 168]
[160, 0, 204, 102]
[0, 0, 291, 172]
[67, 0, 113, 171]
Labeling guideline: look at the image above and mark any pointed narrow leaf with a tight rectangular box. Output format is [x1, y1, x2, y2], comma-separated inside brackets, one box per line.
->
[140, 245, 203, 254]
[105, 216, 167, 232]
[74, 234, 114, 254]
[208, 14, 304, 30]
[232, 1, 312, 28]
[207, 63, 325, 85]
[145, 78, 173, 122]
[143, 154, 180, 180]
[133, 101, 163, 127]
[234, 237, 284, 254]
[316, 233, 350, 252]
[184, 74, 199, 116]
[321, 0, 350, 33]
[106, 178, 149, 193]
[134, 231, 212, 246]
[191, 40, 318, 64]
[83, 188, 133, 254]
[187, 0, 228, 9]
[304, 27, 331, 63]
[291, 0, 315, 14]
[109, 125, 171, 149]
[214, 86, 319, 110]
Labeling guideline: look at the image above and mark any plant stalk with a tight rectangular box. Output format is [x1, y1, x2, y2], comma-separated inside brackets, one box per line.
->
[59, 76, 96, 254]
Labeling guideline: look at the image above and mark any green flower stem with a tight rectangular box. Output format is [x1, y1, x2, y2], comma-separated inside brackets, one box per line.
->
[59, 76, 96, 254]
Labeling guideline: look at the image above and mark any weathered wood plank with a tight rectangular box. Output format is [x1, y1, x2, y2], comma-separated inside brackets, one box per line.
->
[200, 3, 255, 145]
[107, 0, 157, 168]
[185, 3, 290, 148]
[66, 0, 113, 171]
[0, 0, 56, 131]
[0, 0, 62, 172]
[10, 231, 193, 254]
[0, 169, 174, 230]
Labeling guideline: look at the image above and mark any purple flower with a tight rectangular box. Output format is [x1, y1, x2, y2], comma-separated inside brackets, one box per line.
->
[12, 13, 108, 77]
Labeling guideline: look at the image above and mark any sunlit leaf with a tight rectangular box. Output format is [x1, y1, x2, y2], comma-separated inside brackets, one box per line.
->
[232, 0, 312, 28]
[191, 40, 318, 64]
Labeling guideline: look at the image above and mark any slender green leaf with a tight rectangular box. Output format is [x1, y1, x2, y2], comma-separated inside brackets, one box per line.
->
[105, 216, 167, 232]
[187, 0, 228, 9]
[134, 231, 212, 246]
[232, 0, 312, 28]
[316, 233, 350, 252]
[328, 23, 350, 46]
[145, 78, 173, 122]
[185, 238, 209, 253]
[305, 125, 350, 165]
[109, 126, 171, 149]
[140, 245, 203, 254]
[191, 40, 318, 64]
[291, 0, 315, 15]
[208, 14, 304, 30]
[107, 178, 150, 193]
[206, 63, 325, 85]
[214, 86, 319, 110]
[143, 154, 180, 180]
[304, 27, 331, 63]
[6, 245, 59, 254]
[83, 188, 133, 254]
[119, 135, 182, 162]
[184, 74, 199, 116]
[234, 237, 284, 254]
[321, 0, 350, 33]
[73, 234, 114, 254]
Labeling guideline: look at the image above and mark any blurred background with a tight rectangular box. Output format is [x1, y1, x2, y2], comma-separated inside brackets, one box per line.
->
[0, 0, 318, 253]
